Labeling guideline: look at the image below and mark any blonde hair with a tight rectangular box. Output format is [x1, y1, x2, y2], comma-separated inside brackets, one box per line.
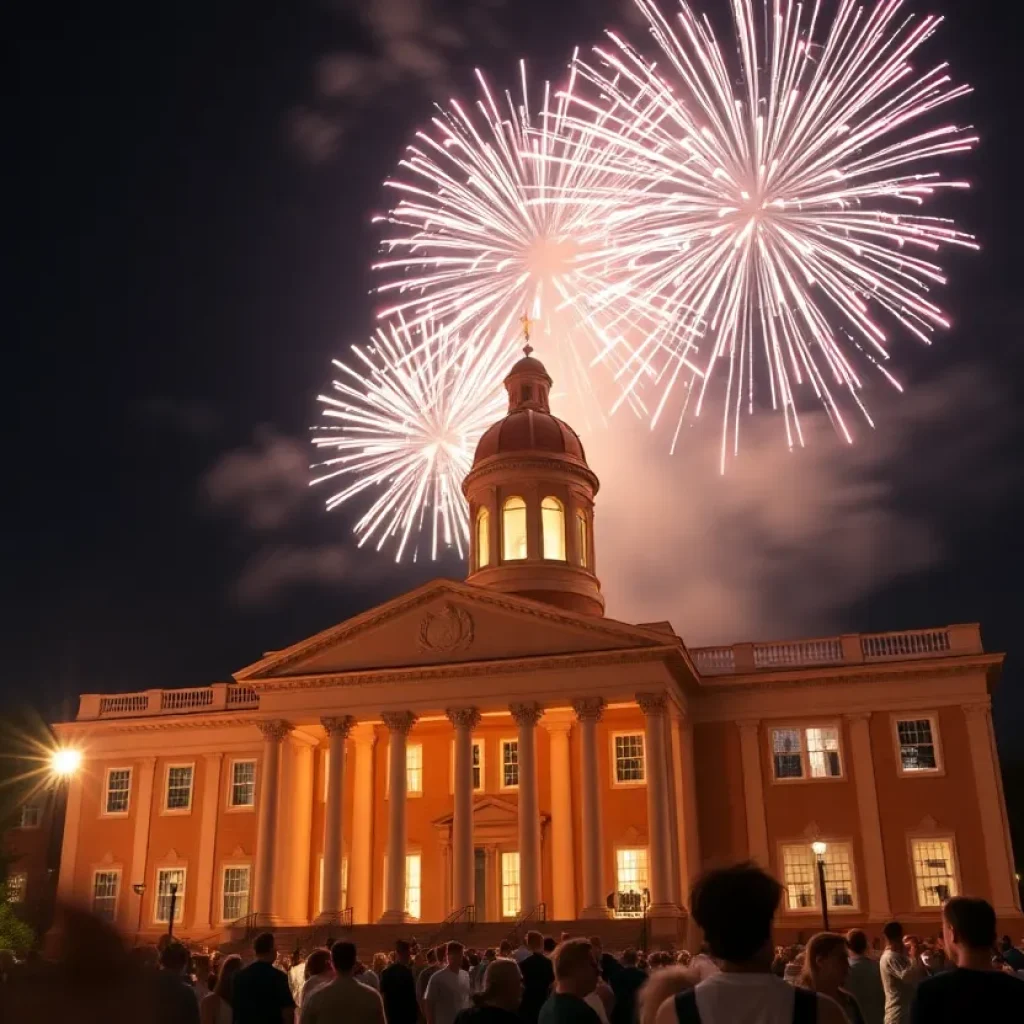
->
[638, 966, 700, 1024]
[801, 932, 848, 989]
[473, 957, 522, 1006]
[372, 952, 388, 975]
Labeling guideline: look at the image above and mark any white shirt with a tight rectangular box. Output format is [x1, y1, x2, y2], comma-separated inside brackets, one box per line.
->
[289, 963, 306, 1004]
[424, 967, 471, 1024]
[585, 991, 610, 1024]
[514, 945, 531, 963]
[655, 972, 821, 1024]
[300, 973, 332, 1010]
[879, 949, 926, 1024]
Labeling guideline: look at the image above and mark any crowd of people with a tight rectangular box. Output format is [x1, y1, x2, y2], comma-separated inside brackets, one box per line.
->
[2, 862, 1023, 1023]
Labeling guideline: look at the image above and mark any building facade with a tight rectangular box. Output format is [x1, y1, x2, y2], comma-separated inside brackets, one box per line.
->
[9, 351, 1021, 944]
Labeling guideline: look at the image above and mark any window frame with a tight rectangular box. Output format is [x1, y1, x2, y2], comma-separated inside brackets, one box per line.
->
[891, 713, 945, 777]
[540, 495, 567, 561]
[162, 762, 196, 815]
[614, 846, 650, 919]
[92, 867, 122, 923]
[6, 871, 28, 904]
[450, 738, 485, 794]
[385, 742, 424, 799]
[769, 723, 845, 783]
[907, 832, 961, 910]
[226, 758, 257, 810]
[576, 511, 589, 569]
[500, 738, 519, 791]
[778, 839, 860, 914]
[102, 766, 134, 818]
[610, 731, 647, 788]
[154, 866, 187, 924]
[502, 496, 528, 562]
[381, 852, 422, 920]
[220, 863, 252, 923]
[476, 507, 491, 569]
[500, 850, 521, 919]
[19, 801, 43, 829]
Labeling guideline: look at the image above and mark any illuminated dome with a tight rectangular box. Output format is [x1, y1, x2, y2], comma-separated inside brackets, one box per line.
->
[463, 344, 604, 616]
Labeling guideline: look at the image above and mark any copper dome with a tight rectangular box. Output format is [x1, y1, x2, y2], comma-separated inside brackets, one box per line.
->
[474, 409, 587, 463]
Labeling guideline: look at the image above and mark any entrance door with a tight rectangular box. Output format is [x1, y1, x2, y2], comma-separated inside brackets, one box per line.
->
[474, 848, 487, 919]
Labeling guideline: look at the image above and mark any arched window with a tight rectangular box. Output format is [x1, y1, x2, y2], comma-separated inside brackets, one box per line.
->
[502, 496, 528, 561]
[576, 511, 589, 568]
[476, 507, 490, 569]
[541, 496, 566, 561]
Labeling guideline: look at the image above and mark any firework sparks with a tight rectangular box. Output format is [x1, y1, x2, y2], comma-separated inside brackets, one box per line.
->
[570, 0, 977, 468]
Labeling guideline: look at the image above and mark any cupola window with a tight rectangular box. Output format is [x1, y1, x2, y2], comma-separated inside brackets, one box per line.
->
[503, 496, 528, 561]
[576, 511, 589, 568]
[476, 507, 491, 568]
[542, 496, 566, 561]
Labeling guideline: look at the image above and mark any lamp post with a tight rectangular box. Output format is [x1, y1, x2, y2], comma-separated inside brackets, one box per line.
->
[811, 841, 830, 931]
[132, 883, 147, 944]
[167, 882, 179, 939]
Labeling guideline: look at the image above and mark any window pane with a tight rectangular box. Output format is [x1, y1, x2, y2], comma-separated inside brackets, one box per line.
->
[782, 846, 816, 909]
[502, 497, 527, 561]
[806, 727, 842, 778]
[231, 761, 256, 807]
[772, 730, 803, 779]
[407, 745, 423, 794]
[541, 497, 566, 561]
[501, 852, 521, 917]
[106, 769, 132, 814]
[223, 867, 250, 921]
[477, 509, 490, 568]
[166, 767, 193, 810]
[614, 735, 646, 783]
[503, 741, 519, 787]
[472, 742, 482, 791]
[406, 854, 421, 919]
[7, 873, 27, 904]
[615, 848, 649, 918]
[20, 802, 42, 828]
[822, 845, 856, 908]
[156, 869, 185, 922]
[897, 719, 937, 772]
[577, 513, 588, 568]
[92, 871, 119, 922]
[911, 840, 957, 907]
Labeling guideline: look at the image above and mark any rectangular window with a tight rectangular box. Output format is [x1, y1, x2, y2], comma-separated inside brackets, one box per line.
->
[771, 726, 842, 780]
[781, 843, 858, 911]
[7, 872, 27, 904]
[501, 852, 521, 918]
[450, 740, 484, 793]
[615, 848, 649, 918]
[577, 513, 588, 568]
[105, 768, 132, 815]
[381, 854, 422, 918]
[230, 760, 256, 807]
[502, 740, 519, 789]
[20, 802, 42, 829]
[896, 718, 939, 773]
[911, 838, 958, 907]
[92, 870, 119, 922]
[386, 744, 424, 797]
[222, 866, 251, 921]
[318, 855, 349, 912]
[614, 734, 646, 784]
[155, 868, 186, 923]
[165, 765, 194, 811]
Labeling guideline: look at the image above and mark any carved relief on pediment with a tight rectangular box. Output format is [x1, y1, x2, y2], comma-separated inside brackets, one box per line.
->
[418, 603, 474, 654]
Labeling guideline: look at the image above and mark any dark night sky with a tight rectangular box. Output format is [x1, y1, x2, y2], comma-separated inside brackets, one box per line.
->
[6, 0, 1023, 774]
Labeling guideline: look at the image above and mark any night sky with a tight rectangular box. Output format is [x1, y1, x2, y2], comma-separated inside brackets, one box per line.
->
[7, 0, 1023, 789]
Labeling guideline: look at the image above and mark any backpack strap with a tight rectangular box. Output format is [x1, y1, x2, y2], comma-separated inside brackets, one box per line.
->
[792, 987, 818, 1024]
[673, 989, 702, 1024]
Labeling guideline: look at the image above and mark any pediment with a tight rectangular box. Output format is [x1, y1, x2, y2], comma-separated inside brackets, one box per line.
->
[235, 579, 672, 680]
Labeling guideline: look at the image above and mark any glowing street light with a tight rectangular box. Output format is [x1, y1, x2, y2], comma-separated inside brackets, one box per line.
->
[50, 748, 82, 778]
[811, 841, 829, 931]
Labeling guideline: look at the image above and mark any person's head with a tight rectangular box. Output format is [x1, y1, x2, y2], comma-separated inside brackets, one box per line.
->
[846, 929, 869, 957]
[690, 863, 782, 966]
[802, 933, 850, 992]
[552, 939, 599, 998]
[292, 947, 304, 965]
[395, 939, 412, 963]
[485, 947, 496, 961]
[622, 948, 638, 967]
[473, 957, 523, 1012]
[543, 936, 557, 955]
[498, 941, 512, 957]
[331, 942, 357, 975]
[589, 935, 603, 954]
[526, 930, 544, 953]
[637, 966, 699, 1024]
[942, 897, 997, 964]
[446, 941, 464, 970]
[882, 921, 904, 949]
[372, 952, 388, 975]
[191, 954, 210, 979]
[305, 948, 332, 980]
[214, 954, 243, 1004]
[159, 942, 190, 975]
[999, 935, 1013, 952]
[468, 952, 480, 968]
[426, 947, 437, 964]
[253, 932, 276, 962]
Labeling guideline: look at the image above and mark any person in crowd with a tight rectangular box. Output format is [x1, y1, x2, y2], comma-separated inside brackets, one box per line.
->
[544, 938, 558, 957]
[515, 936, 532, 964]
[520, 930, 556, 1024]
[233, 932, 296, 1024]
[610, 948, 647, 1024]
[801, 932, 865, 1024]
[998, 935, 1024, 972]
[539, 939, 602, 1024]
[193, 955, 214, 996]
[426, 941, 473, 1024]
[879, 922, 926, 1024]
[287, 950, 305, 1007]
[298, 949, 333, 1012]
[419, 947, 444, 1012]
[687, 944, 719, 983]
[655, 862, 848, 1024]
[300, 941, 384, 1024]
[589, 936, 620, 984]
[357, 953, 383, 991]
[455, 957, 524, 1024]
[474, 949, 497, 992]
[499, 941, 515, 959]
[202, 954, 243, 1024]
[845, 930, 884, 1024]
[637, 966, 698, 1024]
[910, 897, 1024, 1022]
[380, 939, 419, 1024]
[156, 941, 201, 1024]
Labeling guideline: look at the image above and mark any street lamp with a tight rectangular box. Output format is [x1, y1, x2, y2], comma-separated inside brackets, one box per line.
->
[50, 747, 82, 779]
[167, 882, 179, 939]
[132, 883, 147, 943]
[811, 841, 830, 931]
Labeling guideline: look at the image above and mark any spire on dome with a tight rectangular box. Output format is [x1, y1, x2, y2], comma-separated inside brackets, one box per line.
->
[506, 315, 552, 412]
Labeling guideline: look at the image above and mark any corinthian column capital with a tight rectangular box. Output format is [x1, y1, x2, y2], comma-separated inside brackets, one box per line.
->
[446, 707, 482, 731]
[572, 696, 605, 723]
[321, 715, 356, 738]
[257, 719, 292, 742]
[381, 711, 417, 735]
[636, 692, 669, 716]
[510, 702, 544, 727]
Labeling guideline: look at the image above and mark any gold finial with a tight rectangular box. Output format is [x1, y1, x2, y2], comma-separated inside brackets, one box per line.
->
[519, 312, 533, 356]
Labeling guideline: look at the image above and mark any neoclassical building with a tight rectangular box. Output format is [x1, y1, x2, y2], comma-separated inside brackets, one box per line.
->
[11, 349, 1020, 946]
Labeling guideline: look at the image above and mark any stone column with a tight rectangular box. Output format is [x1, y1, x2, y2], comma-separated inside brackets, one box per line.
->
[56, 771, 84, 906]
[127, 756, 157, 930]
[192, 752, 223, 932]
[738, 720, 770, 867]
[447, 707, 481, 911]
[637, 693, 679, 916]
[319, 716, 355, 920]
[349, 723, 377, 924]
[380, 711, 417, 923]
[542, 710, 577, 920]
[963, 703, 1020, 914]
[574, 696, 611, 918]
[511, 702, 544, 913]
[253, 720, 291, 923]
[844, 713, 891, 920]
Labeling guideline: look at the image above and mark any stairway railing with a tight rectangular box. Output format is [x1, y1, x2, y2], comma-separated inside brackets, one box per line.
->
[299, 908, 354, 951]
[422, 904, 476, 951]
[504, 902, 546, 949]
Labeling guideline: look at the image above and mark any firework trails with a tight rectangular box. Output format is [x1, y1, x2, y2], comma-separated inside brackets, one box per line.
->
[572, 0, 976, 466]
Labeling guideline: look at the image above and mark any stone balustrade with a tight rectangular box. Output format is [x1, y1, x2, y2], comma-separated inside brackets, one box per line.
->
[80, 682, 259, 720]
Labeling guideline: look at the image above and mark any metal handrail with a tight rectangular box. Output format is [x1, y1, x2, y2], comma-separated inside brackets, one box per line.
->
[504, 902, 546, 949]
[299, 908, 354, 951]
[422, 904, 477, 951]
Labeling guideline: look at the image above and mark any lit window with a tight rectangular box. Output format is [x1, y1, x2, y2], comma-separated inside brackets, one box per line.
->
[911, 838, 958, 907]
[155, 868, 186, 923]
[615, 848, 649, 918]
[92, 870, 119, 922]
[614, 734, 646, 784]
[20, 802, 42, 829]
[451, 740, 484, 793]
[477, 508, 490, 569]
[105, 768, 132, 815]
[501, 740, 519, 788]
[576, 512, 588, 568]
[781, 843, 857, 911]
[230, 760, 256, 807]
[403, 854, 422, 919]
[541, 496, 566, 560]
[407, 744, 423, 795]
[896, 719, 939, 773]
[502, 497, 528, 561]
[771, 727, 842, 780]
[501, 852, 521, 917]
[222, 866, 250, 921]
[6, 872, 27, 904]
[165, 766, 194, 811]
[318, 855, 349, 911]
